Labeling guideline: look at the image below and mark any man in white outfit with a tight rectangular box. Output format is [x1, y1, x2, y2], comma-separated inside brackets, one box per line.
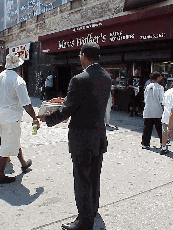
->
[0, 54, 40, 184]
[142, 72, 164, 149]
[161, 87, 173, 155]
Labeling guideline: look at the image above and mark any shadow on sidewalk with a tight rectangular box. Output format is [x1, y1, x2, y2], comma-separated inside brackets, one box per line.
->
[149, 147, 173, 159]
[93, 213, 106, 229]
[0, 172, 44, 206]
[31, 213, 106, 230]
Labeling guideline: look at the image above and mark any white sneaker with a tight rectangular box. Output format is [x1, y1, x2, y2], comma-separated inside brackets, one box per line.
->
[142, 145, 150, 150]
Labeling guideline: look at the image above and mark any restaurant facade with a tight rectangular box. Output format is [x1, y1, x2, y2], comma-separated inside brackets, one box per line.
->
[38, 3, 173, 110]
[0, 0, 173, 108]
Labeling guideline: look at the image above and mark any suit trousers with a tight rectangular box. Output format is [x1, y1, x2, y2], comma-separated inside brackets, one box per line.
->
[71, 149, 103, 228]
[142, 118, 162, 147]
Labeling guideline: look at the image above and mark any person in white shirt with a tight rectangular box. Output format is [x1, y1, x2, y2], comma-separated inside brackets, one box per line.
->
[142, 72, 164, 149]
[144, 73, 153, 90]
[0, 54, 40, 184]
[104, 84, 113, 126]
[45, 71, 54, 100]
[161, 88, 173, 155]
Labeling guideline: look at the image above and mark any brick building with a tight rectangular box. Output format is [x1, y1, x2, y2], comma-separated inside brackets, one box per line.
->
[0, 0, 173, 103]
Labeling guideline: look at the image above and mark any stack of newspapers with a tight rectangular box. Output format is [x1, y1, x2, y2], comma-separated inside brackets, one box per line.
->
[38, 101, 69, 123]
[38, 101, 63, 116]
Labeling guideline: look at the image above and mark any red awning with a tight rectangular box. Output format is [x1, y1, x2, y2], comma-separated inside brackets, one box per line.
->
[38, 4, 173, 53]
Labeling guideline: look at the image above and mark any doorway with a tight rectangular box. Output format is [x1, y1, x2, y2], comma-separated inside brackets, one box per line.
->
[57, 66, 72, 97]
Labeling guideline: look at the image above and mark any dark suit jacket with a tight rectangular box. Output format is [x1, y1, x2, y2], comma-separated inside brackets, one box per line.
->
[45, 64, 111, 156]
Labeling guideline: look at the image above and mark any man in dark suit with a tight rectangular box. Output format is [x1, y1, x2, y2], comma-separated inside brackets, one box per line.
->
[39, 42, 111, 230]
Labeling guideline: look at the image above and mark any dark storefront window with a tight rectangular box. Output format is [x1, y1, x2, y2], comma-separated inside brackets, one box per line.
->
[153, 62, 173, 90]
[104, 64, 128, 90]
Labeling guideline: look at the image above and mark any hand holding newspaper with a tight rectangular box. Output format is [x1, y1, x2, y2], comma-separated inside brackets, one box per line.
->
[38, 100, 63, 116]
[38, 98, 69, 123]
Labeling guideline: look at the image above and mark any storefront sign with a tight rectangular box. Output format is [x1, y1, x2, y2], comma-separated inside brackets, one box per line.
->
[55, 28, 168, 51]
[58, 31, 135, 49]
[39, 5, 173, 53]
[109, 31, 135, 42]
[9, 43, 30, 60]
[140, 33, 166, 40]
[72, 22, 103, 32]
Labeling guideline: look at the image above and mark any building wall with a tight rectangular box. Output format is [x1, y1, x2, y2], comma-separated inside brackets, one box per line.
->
[0, 0, 172, 97]
[0, 0, 124, 49]
[0, 0, 172, 49]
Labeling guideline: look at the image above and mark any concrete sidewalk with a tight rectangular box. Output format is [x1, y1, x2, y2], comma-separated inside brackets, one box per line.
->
[0, 97, 173, 230]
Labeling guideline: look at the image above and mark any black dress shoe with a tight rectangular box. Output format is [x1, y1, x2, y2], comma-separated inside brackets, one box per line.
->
[61, 220, 93, 230]
[0, 176, 16, 184]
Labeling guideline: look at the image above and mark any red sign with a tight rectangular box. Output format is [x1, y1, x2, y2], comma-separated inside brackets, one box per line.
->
[39, 5, 173, 53]
[9, 43, 30, 60]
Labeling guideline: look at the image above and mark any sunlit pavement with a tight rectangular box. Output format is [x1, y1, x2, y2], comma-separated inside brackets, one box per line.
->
[0, 97, 173, 230]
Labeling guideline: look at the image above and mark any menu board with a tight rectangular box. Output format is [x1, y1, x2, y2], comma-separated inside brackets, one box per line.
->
[9, 43, 30, 60]
[0, 0, 72, 32]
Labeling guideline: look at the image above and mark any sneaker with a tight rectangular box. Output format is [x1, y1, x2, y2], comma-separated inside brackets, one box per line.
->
[166, 139, 170, 144]
[142, 145, 150, 150]
[0, 176, 16, 184]
[160, 149, 169, 155]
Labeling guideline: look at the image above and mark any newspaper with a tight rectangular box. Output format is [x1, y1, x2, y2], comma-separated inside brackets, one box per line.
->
[38, 101, 69, 123]
[38, 101, 63, 116]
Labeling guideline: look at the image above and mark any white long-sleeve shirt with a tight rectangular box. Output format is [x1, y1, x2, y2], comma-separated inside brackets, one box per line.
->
[143, 82, 164, 118]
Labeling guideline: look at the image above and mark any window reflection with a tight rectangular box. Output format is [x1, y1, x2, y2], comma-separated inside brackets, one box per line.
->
[153, 62, 173, 90]
[105, 65, 128, 90]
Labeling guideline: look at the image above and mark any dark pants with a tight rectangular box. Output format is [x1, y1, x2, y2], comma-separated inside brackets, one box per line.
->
[71, 149, 103, 229]
[142, 118, 162, 146]
[45, 87, 53, 100]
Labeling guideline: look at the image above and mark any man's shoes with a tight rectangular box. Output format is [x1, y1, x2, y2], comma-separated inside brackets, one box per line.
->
[21, 159, 32, 173]
[160, 149, 169, 155]
[142, 145, 150, 150]
[61, 220, 80, 230]
[61, 218, 93, 230]
[0, 176, 16, 184]
[166, 139, 171, 144]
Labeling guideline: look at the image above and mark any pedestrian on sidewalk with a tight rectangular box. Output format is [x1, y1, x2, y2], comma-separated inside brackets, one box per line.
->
[39, 42, 111, 230]
[166, 106, 173, 151]
[0, 54, 40, 184]
[144, 73, 153, 90]
[161, 87, 173, 155]
[39, 74, 45, 100]
[45, 71, 53, 100]
[142, 72, 164, 149]
[105, 91, 112, 127]
[128, 68, 142, 117]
